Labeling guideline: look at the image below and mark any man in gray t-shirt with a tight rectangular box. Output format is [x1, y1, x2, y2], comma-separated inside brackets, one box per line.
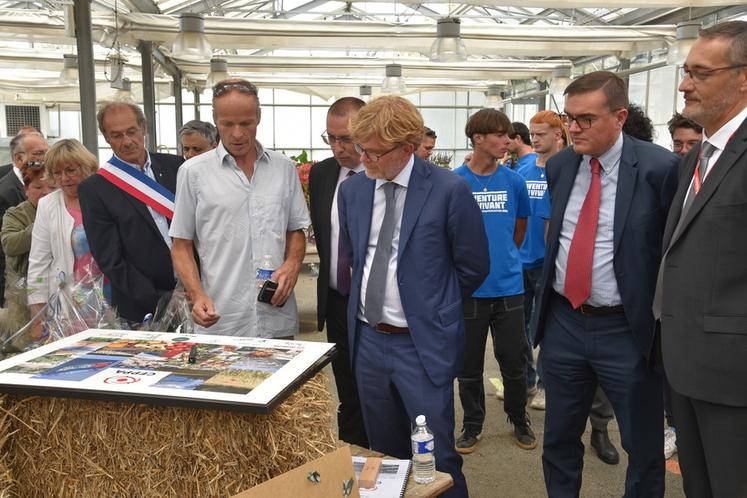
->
[170, 79, 310, 338]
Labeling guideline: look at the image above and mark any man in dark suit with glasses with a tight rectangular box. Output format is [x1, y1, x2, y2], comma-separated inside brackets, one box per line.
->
[308, 97, 368, 447]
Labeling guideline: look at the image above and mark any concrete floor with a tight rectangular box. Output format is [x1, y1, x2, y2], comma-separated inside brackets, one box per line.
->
[294, 254, 685, 497]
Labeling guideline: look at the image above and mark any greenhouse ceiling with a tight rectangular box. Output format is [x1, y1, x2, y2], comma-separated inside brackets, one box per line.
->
[0, 0, 743, 102]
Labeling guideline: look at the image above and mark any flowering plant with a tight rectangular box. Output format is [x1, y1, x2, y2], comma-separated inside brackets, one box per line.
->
[291, 150, 315, 207]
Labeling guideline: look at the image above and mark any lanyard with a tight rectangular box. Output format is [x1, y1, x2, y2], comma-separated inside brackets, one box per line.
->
[692, 132, 734, 194]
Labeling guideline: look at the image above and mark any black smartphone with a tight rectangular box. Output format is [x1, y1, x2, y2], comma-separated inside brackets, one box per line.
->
[257, 280, 284, 307]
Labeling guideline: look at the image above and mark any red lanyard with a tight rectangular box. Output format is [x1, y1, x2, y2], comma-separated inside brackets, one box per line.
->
[692, 133, 734, 194]
[693, 156, 704, 194]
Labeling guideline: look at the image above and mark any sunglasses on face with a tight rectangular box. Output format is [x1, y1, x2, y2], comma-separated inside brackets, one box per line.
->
[213, 81, 259, 98]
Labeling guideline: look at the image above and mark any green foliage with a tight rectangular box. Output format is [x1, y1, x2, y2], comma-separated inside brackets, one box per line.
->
[290, 150, 309, 163]
[430, 152, 453, 169]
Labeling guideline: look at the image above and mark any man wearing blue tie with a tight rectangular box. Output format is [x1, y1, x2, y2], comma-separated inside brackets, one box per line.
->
[338, 96, 489, 498]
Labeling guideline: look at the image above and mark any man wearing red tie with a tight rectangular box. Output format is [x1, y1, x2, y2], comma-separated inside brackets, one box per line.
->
[532, 71, 679, 497]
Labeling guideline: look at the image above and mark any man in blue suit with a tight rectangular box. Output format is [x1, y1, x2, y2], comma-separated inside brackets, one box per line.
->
[338, 95, 489, 498]
[532, 71, 679, 497]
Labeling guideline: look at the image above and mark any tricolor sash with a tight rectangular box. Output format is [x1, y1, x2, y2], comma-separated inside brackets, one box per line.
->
[98, 156, 175, 219]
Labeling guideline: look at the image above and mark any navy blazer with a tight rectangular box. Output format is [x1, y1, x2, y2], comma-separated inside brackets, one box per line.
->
[79, 152, 183, 322]
[533, 135, 679, 360]
[338, 156, 489, 386]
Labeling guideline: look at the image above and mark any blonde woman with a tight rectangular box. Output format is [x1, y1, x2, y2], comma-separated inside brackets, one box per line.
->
[27, 139, 109, 333]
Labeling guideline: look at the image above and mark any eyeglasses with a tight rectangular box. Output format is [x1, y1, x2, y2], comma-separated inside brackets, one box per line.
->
[354, 143, 400, 162]
[25, 160, 44, 170]
[51, 166, 82, 179]
[559, 109, 622, 130]
[107, 128, 142, 142]
[679, 64, 747, 82]
[25, 149, 47, 160]
[213, 80, 259, 98]
[321, 133, 353, 146]
[558, 113, 598, 130]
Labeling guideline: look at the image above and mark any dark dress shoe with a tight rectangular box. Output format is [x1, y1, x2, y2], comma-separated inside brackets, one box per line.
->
[590, 428, 620, 465]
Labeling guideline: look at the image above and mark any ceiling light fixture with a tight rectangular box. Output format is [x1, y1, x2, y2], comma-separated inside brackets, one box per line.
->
[667, 21, 700, 66]
[359, 84, 372, 101]
[108, 53, 128, 87]
[485, 85, 505, 109]
[429, 17, 467, 63]
[112, 77, 134, 102]
[381, 64, 406, 94]
[206, 58, 229, 88]
[549, 67, 572, 97]
[172, 13, 212, 60]
[60, 54, 78, 84]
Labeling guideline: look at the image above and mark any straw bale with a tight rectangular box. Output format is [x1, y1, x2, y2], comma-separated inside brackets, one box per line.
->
[0, 372, 334, 497]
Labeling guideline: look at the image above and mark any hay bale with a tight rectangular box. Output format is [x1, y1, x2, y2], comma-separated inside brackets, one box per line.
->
[0, 372, 334, 497]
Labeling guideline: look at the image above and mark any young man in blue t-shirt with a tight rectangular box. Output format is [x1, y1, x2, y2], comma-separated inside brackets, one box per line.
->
[508, 121, 538, 172]
[453, 109, 534, 453]
[518, 111, 564, 410]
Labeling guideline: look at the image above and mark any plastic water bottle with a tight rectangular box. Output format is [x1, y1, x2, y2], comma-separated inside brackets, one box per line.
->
[256, 254, 275, 290]
[411, 415, 436, 484]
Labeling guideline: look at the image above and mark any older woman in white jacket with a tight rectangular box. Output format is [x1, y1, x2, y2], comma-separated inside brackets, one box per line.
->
[27, 139, 107, 336]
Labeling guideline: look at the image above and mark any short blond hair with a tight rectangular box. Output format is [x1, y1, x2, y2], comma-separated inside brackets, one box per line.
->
[350, 96, 424, 148]
[45, 139, 99, 179]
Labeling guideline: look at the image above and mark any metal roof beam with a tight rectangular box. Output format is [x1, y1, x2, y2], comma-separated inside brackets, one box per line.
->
[127, 0, 160, 14]
[406, 3, 442, 21]
[273, 0, 334, 19]
[607, 6, 743, 26]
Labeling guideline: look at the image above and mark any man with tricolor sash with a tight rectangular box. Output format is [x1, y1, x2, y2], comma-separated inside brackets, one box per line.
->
[79, 101, 184, 324]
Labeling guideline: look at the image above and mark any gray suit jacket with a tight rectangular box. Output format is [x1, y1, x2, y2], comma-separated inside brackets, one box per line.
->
[660, 117, 747, 407]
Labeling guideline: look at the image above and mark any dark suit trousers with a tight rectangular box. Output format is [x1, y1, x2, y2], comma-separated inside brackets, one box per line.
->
[326, 289, 368, 447]
[670, 388, 747, 498]
[354, 321, 468, 498]
[540, 293, 664, 498]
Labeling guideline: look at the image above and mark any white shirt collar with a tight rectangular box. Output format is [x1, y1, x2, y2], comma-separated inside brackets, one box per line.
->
[704, 105, 747, 151]
[216, 141, 267, 168]
[375, 154, 415, 190]
[114, 150, 151, 171]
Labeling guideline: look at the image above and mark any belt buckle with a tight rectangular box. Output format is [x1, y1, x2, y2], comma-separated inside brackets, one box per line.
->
[578, 304, 591, 315]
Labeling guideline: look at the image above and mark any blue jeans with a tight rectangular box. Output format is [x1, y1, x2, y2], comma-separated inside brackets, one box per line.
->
[523, 266, 543, 388]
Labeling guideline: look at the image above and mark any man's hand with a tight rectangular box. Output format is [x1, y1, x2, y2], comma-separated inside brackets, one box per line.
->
[270, 259, 302, 306]
[191, 293, 220, 327]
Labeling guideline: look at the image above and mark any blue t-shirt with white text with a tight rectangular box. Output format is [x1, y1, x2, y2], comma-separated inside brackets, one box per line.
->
[455, 164, 531, 297]
[514, 152, 538, 174]
[517, 160, 551, 269]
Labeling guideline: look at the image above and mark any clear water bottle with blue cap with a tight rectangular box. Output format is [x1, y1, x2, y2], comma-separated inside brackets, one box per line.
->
[256, 254, 275, 290]
[411, 414, 436, 484]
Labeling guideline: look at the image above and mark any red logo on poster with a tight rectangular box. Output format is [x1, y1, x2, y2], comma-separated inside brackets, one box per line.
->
[104, 375, 140, 384]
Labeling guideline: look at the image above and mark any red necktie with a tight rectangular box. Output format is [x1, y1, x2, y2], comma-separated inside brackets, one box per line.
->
[564, 157, 601, 309]
[336, 169, 356, 296]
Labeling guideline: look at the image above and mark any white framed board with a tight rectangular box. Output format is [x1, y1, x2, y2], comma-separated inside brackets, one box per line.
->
[0, 329, 336, 413]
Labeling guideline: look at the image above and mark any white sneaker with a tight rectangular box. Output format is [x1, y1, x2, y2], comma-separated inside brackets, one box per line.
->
[664, 427, 677, 459]
[530, 388, 546, 410]
[490, 377, 505, 400]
